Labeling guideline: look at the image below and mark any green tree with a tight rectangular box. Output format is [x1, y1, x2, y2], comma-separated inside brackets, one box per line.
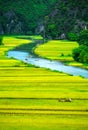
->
[77, 29, 88, 46]
[72, 29, 88, 64]
[67, 32, 78, 41]
[0, 36, 3, 45]
[73, 46, 88, 63]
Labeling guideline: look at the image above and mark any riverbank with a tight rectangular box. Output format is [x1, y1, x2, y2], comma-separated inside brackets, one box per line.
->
[8, 50, 88, 78]
[35, 40, 88, 69]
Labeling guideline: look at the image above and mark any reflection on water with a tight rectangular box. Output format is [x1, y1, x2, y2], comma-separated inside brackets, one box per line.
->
[8, 51, 88, 78]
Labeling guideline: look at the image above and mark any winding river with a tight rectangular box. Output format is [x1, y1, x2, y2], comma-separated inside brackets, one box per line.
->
[8, 50, 88, 78]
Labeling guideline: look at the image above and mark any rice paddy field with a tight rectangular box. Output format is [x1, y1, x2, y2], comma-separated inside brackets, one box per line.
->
[35, 40, 88, 69]
[0, 36, 88, 130]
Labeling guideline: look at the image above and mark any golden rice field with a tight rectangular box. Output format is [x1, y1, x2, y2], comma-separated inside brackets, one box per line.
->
[0, 36, 88, 130]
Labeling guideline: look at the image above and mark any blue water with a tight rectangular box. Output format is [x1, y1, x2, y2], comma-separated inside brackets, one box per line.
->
[8, 51, 88, 78]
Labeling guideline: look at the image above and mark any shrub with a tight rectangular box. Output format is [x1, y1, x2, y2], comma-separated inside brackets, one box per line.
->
[77, 29, 88, 46]
[83, 53, 88, 63]
[60, 53, 64, 57]
[67, 32, 78, 41]
[72, 47, 82, 61]
[73, 46, 88, 63]
[0, 36, 3, 45]
[79, 47, 88, 63]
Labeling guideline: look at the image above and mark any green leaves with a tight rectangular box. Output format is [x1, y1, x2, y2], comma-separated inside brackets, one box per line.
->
[72, 29, 88, 64]
[73, 45, 88, 63]
[77, 29, 88, 46]
[67, 32, 78, 41]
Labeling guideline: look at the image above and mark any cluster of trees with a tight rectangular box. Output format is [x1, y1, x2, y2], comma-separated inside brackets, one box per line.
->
[72, 29, 88, 64]
[0, 0, 57, 35]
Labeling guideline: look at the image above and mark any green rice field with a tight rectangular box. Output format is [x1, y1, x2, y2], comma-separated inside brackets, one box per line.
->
[0, 36, 88, 130]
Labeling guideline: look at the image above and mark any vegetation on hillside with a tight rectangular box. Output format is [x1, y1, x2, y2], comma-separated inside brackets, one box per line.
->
[0, 0, 57, 35]
[45, 0, 88, 39]
[0, 0, 87, 38]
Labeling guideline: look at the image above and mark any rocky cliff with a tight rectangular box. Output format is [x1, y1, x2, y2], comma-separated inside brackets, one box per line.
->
[0, 10, 27, 35]
[45, 0, 88, 39]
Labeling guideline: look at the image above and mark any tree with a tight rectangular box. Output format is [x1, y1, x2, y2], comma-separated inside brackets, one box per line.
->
[72, 46, 88, 63]
[72, 46, 83, 62]
[77, 29, 88, 46]
[0, 36, 3, 45]
[72, 29, 88, 64]
[67, 32, 78, 41]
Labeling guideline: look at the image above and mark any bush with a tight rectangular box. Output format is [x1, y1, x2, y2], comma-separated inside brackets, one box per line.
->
[67, 32, 78, 41]
[72, 47, 82, 61]
[83, 53, 88, 63]
[0, 36, 3, 45]
[72, 29, 88, 64]
[77, 29, 88, 46]
[72, 46, 88, 63]
[79, 47, 88, 63]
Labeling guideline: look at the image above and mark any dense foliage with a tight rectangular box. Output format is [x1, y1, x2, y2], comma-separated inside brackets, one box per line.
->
[73, 29, 88, 64]
[0, 37, 3, 45]
[77, 30, 88, 46]
[0, 0, 57, 35]
[67, 32, 78, 41]
[45, 0, 88, 39]
[0, 0, 88, 37]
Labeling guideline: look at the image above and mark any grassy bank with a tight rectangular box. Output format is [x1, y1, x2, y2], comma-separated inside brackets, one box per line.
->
[0, 36, 88, 130]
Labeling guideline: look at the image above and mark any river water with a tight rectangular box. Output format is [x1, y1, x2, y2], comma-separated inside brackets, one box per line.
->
[8, 51, 88, 78]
